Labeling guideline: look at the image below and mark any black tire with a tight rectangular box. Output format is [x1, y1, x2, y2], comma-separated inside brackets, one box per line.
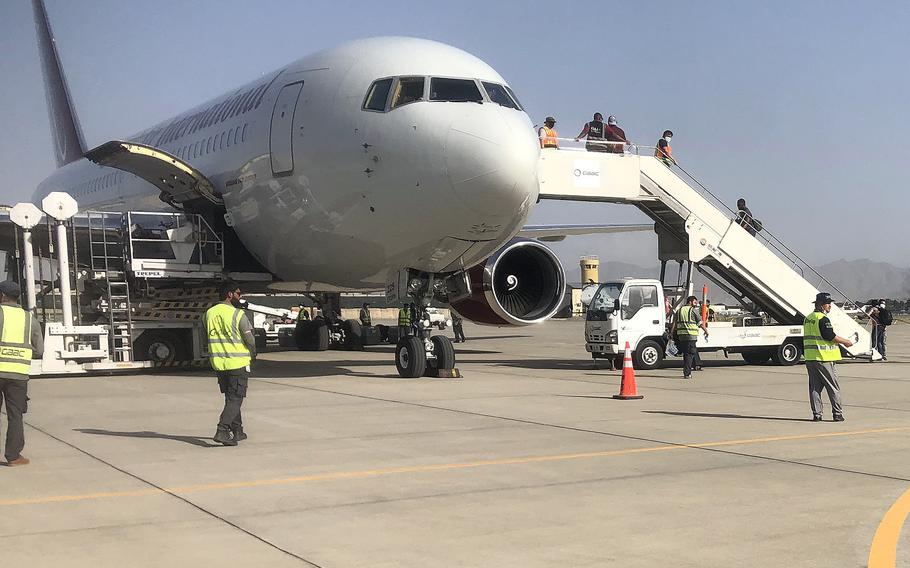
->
[395, 337, 427, 378]
[377, 324, 389, 342]
[773, 339, 802, 366]
[426, 335, 456, 376]
[632, 339, 664, 370]
[343, 319, 363, 350]
[134, 330, 186, 363]
[742, 349, 772, 365]
[295, 320, 329, 351]
[253, 328, 267, 350]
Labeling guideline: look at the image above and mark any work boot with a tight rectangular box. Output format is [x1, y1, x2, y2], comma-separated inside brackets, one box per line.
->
[213, 426, 237, 446]
[812, 415, 823, 422]
[231, 426, 247, 442]
[833, 415, 845, 422]
[6, 455, 30, 466]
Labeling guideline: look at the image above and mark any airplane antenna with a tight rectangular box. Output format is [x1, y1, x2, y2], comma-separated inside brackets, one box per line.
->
[31, 0, 87, 168]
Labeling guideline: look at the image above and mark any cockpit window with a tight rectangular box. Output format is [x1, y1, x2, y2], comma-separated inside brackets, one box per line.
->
[504, 85, 524, 110]
[482, 82, 521, 110]
[363, 78, 393, 111]
[391, 77, 425, 109]
[429, 78, 483, 103]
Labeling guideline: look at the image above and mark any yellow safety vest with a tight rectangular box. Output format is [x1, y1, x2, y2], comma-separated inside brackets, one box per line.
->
[0, 305, 33, 376]
[803, 311, 841, 362]
[398, 307, 411, 326]
[297, 309, 309, 321]
[360, 309, 372, 325]
[205, 303, 251, 371]
[675, 305, 699, 338]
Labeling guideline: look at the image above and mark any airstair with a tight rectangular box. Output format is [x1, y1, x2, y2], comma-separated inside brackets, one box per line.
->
[87, 211, 134, 362]
[537, 143, 878, 359]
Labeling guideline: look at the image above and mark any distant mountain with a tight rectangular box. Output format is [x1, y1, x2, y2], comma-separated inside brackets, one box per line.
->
[569, 258, 910, 303]
[815, 259, 910, 300]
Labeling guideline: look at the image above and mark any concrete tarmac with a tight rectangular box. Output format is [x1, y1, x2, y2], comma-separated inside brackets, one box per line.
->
[1, 320, 908, 567]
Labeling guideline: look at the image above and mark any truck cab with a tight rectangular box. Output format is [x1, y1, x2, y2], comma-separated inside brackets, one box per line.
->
[585, 279, 670, 369]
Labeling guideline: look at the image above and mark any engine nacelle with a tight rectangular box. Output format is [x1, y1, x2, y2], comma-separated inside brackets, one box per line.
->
[451, 239, 566, 326]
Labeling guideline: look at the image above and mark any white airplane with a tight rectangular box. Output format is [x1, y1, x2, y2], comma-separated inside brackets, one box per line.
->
[24, 0, 648, 376]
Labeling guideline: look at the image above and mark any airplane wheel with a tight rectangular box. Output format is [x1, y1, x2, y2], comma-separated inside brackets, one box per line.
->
[296, 320, 329, 351]
[396, 337, 426, 378]
[343, 319, 363, 350]
[426, 335, 456, 376]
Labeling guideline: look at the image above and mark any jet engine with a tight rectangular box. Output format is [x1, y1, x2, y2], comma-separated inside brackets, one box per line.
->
[450, 239, 566, 326]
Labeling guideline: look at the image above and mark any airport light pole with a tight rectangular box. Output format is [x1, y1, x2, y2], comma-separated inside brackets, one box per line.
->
[9, 203, 44, 313]
[41, 192, 79, 328]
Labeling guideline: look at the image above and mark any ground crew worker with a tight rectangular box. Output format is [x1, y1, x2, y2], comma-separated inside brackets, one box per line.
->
[452, 312, 466, 343]
[675, 295, 708, 379]
[205, 281, 256, 446]
[538, 116, 559, 149]
[398, 304, 411, 339]
[297, 304, 310, 321]
[655, 130, 675, 166]
[804, 292, 853, 421]
[604, 115, 628, 154]
[359, 302, 372, 326]
[0, 281, 43, 466]
[576, 113, 608, 152]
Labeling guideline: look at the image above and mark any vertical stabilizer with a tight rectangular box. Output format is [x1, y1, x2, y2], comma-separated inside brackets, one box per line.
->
[32, 0, 87, 167]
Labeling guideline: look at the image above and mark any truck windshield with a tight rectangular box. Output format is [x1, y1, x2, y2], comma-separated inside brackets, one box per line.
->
[586, 283, 624, 321]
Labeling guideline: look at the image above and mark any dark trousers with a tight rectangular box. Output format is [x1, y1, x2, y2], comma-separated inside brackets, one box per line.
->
[874, 325, 887, 357]
[216, 369, 248, 430]
[398, 325, 411, 339]
[0, 378, 28, 462]
[678, 339, 697, 376]
[453, 324, 466, 342]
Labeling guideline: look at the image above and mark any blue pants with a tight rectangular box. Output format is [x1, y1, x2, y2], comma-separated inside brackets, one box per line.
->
[874, 325, 887, 358]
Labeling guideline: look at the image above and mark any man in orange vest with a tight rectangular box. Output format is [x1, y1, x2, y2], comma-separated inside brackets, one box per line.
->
[655, 129, 675, 166]
[538, 116, 558, 149]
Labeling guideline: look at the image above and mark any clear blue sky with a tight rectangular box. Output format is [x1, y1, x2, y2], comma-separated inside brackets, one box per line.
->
[1, 0, 908, 272]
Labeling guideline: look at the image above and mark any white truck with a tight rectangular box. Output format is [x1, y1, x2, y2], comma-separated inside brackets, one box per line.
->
[584, 278, 806, 370]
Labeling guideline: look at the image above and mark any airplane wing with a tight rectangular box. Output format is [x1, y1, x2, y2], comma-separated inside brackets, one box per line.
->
[517, 223, 653, 242]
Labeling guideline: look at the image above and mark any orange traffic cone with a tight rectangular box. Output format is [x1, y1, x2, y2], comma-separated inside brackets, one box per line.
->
[613, 341, 643, 400]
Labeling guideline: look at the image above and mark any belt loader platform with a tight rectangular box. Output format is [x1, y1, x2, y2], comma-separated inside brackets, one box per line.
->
[537, 145, 878, 360]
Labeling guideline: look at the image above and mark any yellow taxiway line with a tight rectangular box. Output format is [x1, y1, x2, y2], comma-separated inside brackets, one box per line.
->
[868, 486, 910, 568]
[1, 425, 906, 508]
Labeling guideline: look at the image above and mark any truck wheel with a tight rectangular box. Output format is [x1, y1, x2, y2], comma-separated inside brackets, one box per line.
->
[425, 335, 456, 376]
[343, 319, 363, 350]
[773, 339, 801, 366]
[633, 339, 664, 370]
[742, 350, 772, 365]
[134, 330, 186, 363]
[396, 337, 426, 378]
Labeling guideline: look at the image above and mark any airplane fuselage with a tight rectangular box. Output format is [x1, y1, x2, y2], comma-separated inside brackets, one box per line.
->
[34, 37, 540, 289]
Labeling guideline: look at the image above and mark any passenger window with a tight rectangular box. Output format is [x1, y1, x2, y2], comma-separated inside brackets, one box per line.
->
[233, 127, 239, 145]
[391, 77, 425, 109]
[206, 137, 212, 154]
[241, 123, 248, 142]
[429, 78, 483, 103]
[621, 285, 659, 320]
[363, 78, 393, 111]
[482, 82, 520, 110]
[220, 132, 226, 150]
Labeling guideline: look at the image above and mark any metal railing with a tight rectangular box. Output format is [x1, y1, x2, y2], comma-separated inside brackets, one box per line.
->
[543, 138, 862, 310]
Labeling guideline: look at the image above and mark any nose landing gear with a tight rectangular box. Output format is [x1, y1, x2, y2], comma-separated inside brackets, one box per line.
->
[393, 271, 459, 379]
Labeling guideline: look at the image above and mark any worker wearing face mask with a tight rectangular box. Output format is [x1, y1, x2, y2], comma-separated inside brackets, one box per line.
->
[655, 130, 675, 167]
[205, 280, 256, 446]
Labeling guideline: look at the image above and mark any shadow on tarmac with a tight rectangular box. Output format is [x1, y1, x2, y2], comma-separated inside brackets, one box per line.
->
[75, 428, 220, 447]
[643, 411, 812, 422]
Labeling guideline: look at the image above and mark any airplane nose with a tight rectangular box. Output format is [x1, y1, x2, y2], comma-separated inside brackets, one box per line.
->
[444, 110, 539, 220]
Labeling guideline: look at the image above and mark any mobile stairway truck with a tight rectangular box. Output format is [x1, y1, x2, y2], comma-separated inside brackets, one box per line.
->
[584, 278, 805, 370]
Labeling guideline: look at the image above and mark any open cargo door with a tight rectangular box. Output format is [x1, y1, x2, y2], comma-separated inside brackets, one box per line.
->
[85, 140, 222, 210]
